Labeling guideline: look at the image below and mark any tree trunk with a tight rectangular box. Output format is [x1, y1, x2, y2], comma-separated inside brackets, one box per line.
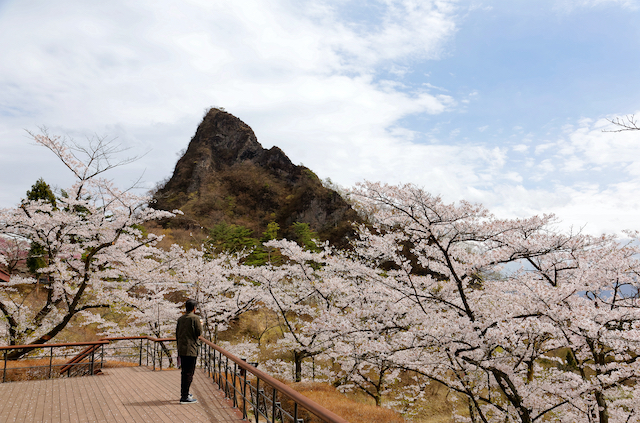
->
[293, 350, 303, 382]
[374, 393, 381, 407]
[595, 391, 609, 423]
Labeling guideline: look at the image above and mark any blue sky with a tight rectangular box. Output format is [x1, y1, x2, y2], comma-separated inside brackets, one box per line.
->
[425, 2, 640, 135]
[1, 0, 639, 234]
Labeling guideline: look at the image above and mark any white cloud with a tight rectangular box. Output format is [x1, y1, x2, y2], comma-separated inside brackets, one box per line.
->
[561, 157, 584, 172]
[504, 172, 523, 182]
[535, 143, 556, 155]
[567, 117, 640, 166]
[2, 0, 640, 238]
[538, 159, 556, 174]
[389, 65, 411, 77]
[423, 82, 449, 92]
[0, 0, 461, 206]
[485, 115, 640, 234]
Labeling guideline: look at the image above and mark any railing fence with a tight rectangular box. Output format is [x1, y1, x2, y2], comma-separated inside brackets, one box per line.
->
[1, 336, 349, 423]
[200, 337, 349, 423]
[0, 336, 176, 383]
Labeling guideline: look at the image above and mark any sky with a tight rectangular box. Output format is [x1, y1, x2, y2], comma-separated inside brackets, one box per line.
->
[1, 0, 640, 235]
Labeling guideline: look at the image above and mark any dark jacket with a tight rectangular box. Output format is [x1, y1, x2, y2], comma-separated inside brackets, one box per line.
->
[176, 312, 203, 357]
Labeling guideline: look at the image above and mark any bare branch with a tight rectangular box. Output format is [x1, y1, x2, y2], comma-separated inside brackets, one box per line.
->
[604, 114, 640, 132]
[27, 127, 144, 182]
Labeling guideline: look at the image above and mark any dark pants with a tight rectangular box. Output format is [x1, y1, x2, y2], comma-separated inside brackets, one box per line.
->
[180, 355, 197, 400]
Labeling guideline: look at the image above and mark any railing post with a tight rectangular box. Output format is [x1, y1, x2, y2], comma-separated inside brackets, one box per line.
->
[242, 365, 248, 419]
[214, 350, 216, 383]
[139, 339, 143, 366]
[90, 346, 95, 376]
[204, 344, 208, 376]
[218, 350, 222, 386]
[207, 344, 211, 377]
[255, 378, 260, 423]
[272, 387, 277, 423]
[211, 350, 217, 383]
[159, 342, 163, 371]
[146, 339, 149, 367]
[2, 351, 6, 383]
[216, 349, 221, 385]
[153, 341, 156, 371]
[224, 356, 229, 397]
[48, 346, 53, 379]
[100, 344, 105, 370]
[233, 362, 238, 407]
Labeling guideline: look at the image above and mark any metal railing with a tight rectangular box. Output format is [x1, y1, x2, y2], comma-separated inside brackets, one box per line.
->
[59, 342, 104, 376]
[2, 336, 351, 423]
[101, 336, 177, 370]
[0, 336, 176, 383]
[200, 337, 349, 423]
[0, 340, 109, 382]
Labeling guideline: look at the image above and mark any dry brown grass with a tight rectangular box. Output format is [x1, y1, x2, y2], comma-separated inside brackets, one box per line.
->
[144, 221, 208, 250]
[275, 377, 459, 423]
[284, 382, 406, 423]
[0, 357, 69, 382]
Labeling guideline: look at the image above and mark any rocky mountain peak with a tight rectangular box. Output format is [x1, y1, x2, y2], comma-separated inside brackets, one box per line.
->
[153, 108, 358, 246]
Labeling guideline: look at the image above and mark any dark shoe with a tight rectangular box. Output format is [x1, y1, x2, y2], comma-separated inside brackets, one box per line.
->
[180, 397, 198, 404]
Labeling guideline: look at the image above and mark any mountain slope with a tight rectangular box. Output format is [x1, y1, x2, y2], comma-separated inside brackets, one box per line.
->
[153, 108, 358, 247]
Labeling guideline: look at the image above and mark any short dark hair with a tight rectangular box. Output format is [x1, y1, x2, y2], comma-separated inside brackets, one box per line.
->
[185, 299, 198, 312]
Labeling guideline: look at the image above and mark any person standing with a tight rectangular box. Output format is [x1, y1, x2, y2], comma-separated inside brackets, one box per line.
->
[176, 299, 203, 404]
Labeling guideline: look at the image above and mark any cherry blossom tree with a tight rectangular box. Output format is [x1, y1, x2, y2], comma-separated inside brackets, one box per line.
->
[0, 234, 29, 275]
[346, 181, 640, 423]
[519, 232, 640, 423]
[299, 241, 436, 409]
[168, 245, 262, 342]
[0, 132, 173, 357]
[328, 338, 404, 407]
[246, 239, 360, 382]
[5, 129, 638, 423]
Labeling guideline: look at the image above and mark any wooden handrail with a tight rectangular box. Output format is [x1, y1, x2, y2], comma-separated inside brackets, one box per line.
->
[0, 336, 176, 352]
[100, 336, 176, 342]
[59, 344, 102, 374]
[200, 336, 350, 423]
[0, 340, 110, 351]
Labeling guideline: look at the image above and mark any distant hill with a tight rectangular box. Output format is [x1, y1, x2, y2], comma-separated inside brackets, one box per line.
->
[152, 108, 358, 247]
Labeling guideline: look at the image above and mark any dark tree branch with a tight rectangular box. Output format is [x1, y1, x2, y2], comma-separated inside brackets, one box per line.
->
[604, 114, 640, 132]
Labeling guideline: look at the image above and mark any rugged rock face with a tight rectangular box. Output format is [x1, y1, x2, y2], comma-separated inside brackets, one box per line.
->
[153, 108, 358, 246]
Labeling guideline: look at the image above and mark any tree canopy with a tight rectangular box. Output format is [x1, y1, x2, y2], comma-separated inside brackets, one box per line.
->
[2, 135, 640, 423]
